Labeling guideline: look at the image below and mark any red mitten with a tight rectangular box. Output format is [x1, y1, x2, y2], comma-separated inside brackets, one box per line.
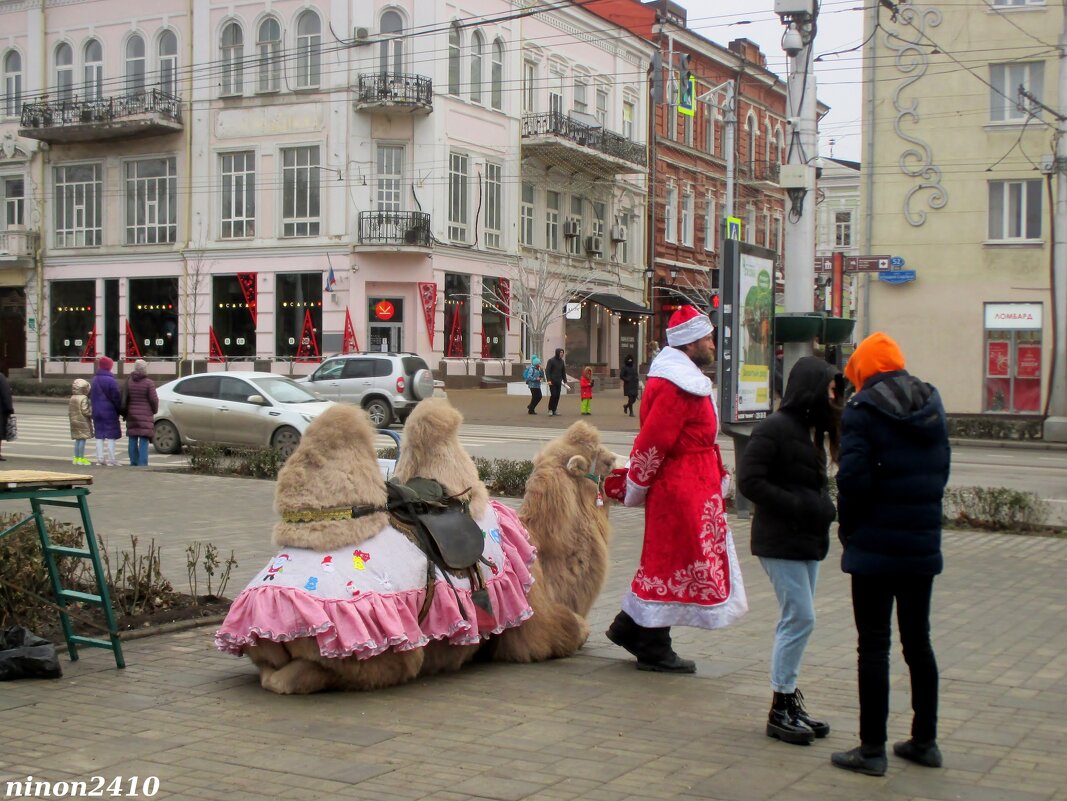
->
[603, 467, 629, 503]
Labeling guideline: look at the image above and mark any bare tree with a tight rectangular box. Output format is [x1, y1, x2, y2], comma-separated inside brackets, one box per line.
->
[180, 244, 213, 376]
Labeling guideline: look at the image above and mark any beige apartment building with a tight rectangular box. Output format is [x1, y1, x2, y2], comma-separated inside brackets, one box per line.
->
[860, 1, 1054, 414]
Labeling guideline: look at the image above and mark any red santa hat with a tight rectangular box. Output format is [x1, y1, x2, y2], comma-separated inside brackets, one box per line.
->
[666, 305, 714, 347]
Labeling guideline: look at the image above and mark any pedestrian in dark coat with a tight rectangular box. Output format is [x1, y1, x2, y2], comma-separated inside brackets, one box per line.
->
[620, 355, 639, 416]
[738, 356, 842, 746]
[0, 371, 13, 461]
[124, 359, 159, 466]
[90, 356, 122, 466]
[830, 332, 951, 777]
[545, 348, 568, 416]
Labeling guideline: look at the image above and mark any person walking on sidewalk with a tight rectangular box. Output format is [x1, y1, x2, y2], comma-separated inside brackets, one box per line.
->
[0, 370, 12, 461]
[545, 348, 568, 416]
[68, 378, 94, 465]
[830, 332, 950, 777]
[123, 359, 159, 466]
[90, 356, 122, 466]
[738, 356, 842, 746]
[523, 356, 545, 415]
[604, 305, 747, 673]
[579, 366, 594, 415]
[621, 355, 639, 417]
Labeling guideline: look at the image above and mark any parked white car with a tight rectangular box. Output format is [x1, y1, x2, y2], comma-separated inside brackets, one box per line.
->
[153, 372, 335, 459]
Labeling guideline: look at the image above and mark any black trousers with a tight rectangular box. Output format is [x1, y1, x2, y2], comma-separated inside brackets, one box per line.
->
[527, 387, 542, 412]
[548, 381, 562, 412]
[851, 574, 939, 746]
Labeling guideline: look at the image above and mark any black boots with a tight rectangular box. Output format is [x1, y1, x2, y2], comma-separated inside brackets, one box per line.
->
[606, 611, 696, 673]
[893, 739, 942, 768]
[766, 691, 830, 745]
[831, 745, 888, 776]
[789, 689, 830, 737]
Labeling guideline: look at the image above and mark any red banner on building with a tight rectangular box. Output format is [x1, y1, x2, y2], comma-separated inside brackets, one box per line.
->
[295, 309, 320, 362]
[342, 308, 360, 354]
[124, 320, 142, 362]
[208, 326, 226, 363]
[80, 326, 97, 363]
[499, 278, 510, 331]
[1016, 344, 1041, 379]
[418, 282, 438, 349]
[987, 341, 1009, 378]
[446, 300, 465, 357]
[480, 325, 489, 358]
[237, 272, 258, 327]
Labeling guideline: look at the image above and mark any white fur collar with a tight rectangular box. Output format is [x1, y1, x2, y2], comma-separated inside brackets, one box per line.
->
[648, 347, 713, 397]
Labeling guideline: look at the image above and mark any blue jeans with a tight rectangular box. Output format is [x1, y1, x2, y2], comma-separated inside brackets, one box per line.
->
[128, 436, 150, 466]
[759, 557, 819, 694]
[74, 439, 86, 459]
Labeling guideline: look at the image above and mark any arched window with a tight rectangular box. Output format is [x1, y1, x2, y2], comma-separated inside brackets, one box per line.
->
[221, 22, 243, 95]
[296, 10, 321, 88]
[158, 31, 178, 96]
[776, 128, 785, 164]
[380, 10, 403, 75]
[746, 115, 756, 171]
[126, 34, 146, 96]
[764, 121, 773, 165]
[257, 17, 281, 92]
[491, 38, 504, 110]
[83, 40, 103, 100]
[55, 43, 73, 101]
[3, 51, 21, 117]
[469, 31, 484, 103]
[448, 23, 461, 95]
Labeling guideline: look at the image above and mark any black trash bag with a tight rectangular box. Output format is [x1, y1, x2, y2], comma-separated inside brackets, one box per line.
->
[0, 626, 63, 680]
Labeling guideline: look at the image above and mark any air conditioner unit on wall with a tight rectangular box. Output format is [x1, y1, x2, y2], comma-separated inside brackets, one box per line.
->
[585, 236, 603, 256]
[353, 27, 371, 44]
[563, 220, 581, 238]
[610, 225, 627, 242]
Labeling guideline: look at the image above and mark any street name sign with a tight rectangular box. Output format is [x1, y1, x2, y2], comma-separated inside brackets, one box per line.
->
[846, 255, 891, 272]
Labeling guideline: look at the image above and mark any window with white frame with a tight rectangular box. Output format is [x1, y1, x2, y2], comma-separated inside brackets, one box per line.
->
[257, 18, 282, 92]
[549, 68, 564, 116]
[281, 146, 321, 237]
[380, 11, 404, 75]
[55, 44, 74, 102]
[990, 62, 1043, 121]
[448, 152, 469, 242]
[616, 212, 630, 263]
[54, 163, 102, 247]
[988, 179, 1042, 240]
[834, 210, 852, 247]
[704, 192, 715, 251]
[4, 177, 24, 227]
[83, 40, 103, 100]
[220, 151, 255, 239]
[991, 0, 1045, 7]
[573, 80, 588, 115]
[126, 35, 146, 96]
[126, 157, 177, 245]
[470, 31, 484, 103]
[763, 211, 771, 248]
[546, 190, 560, 250]
[158, 31, 178, 96]
[592, 201, 606, 239]
[567, 195, 583, 255]
[221, 22, 243, 95]
[522, 60, 536, 111]
[776, 128, 785, 163]
[3, 51, 21, 117]
[764, 122, 773, 165]
[448, 24, 461, 95]
[295, 11, 321, 89]
[375, 144, 403, 213]
[521, 183, 535, 245]
[623, 99, 635, 139]
[771, 214, 782, 253]
[491, 40, 504, 110]
[596, 86, 608, 126]
[746, 115, 757, 171]
[484, 162, 503, 249]
[664, 184, 677, 244]
[745, 206, 756, 244]
[681, 189, 694, 247]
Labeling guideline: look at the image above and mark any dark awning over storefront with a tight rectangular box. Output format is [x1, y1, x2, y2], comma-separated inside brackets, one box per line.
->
[581, 292, 653, 316]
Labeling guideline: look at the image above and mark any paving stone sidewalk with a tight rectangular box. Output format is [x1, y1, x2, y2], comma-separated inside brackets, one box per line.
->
[2, 462, 1066, 801]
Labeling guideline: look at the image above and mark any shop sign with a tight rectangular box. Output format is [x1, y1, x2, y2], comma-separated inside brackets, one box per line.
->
[984, 303, 1042, 330]
[987, 341, 1010, 378]
[373, 300, 395, 321]
[1016, 344, 1041, 379]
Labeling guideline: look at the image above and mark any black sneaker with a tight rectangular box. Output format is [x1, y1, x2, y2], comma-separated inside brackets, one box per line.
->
[831, 745, 888, 777]
[893, 739, 942, 768]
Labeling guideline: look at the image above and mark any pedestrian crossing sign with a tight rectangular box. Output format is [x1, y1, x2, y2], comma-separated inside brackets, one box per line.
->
[726, 216, 742, 241]
[679, 75, 696, 117]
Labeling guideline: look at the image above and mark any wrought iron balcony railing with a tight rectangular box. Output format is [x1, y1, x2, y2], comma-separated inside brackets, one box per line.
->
[356, 73, 433, 111]
[742, 160, 782, 185]
[358, 210, 433, 248]
[521, 111, 646, 169]
[20, 89, 183, 131]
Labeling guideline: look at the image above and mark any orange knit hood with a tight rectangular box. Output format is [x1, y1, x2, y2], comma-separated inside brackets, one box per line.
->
[845, 332, 906, 390]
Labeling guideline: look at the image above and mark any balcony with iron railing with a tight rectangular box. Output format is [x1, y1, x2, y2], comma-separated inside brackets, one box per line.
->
[521, 111, 647, 175]
[741, 159, 782, 187]
[354, 74, 433, 115]
[0, 229, 38, 261]
[18, 89, 183, 144]
[356, 210, 433, 250]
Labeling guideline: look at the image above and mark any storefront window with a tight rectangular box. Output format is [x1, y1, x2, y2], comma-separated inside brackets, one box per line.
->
[984, 302, 1042, 413]
[276, 273, 322, 358]
[50, 280, 95, 359]
[444, 273, 470, 357]
[128, 277, 178, 359]
[481, 277, 506, 358]
[213, 275, 256, 358]
[565, 307, 592, 367]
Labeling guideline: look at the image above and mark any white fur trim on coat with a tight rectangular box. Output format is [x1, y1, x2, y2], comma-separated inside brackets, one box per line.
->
[648, 347, 713, 397]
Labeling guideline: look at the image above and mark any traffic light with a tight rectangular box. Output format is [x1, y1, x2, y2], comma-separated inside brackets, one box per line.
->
[651, 51, 664, 105]
[677, 53, 695, 116]
[711, 293, 720, 310]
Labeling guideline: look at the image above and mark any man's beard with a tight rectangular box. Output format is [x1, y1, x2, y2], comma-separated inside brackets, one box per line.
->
[688, 347, 714, 368]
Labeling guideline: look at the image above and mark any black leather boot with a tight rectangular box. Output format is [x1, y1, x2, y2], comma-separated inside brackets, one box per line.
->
[788, 689, 830, 738]
[831, 744, 888, 776]
[606, 613, 696, 673]
[767, 692, 815, 745]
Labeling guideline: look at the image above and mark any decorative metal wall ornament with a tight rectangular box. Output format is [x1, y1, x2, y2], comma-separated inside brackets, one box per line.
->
[884, 6, 949, 227]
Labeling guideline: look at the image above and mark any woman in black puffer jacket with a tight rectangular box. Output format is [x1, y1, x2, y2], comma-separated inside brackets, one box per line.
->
[738, 356, 842, 746]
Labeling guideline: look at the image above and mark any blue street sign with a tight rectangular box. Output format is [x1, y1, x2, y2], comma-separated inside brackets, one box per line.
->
[890, 256, 906, 268]
[878, 270, 916, 285]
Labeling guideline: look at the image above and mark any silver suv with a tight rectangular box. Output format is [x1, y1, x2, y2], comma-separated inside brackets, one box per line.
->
[301, 353, 434, 428]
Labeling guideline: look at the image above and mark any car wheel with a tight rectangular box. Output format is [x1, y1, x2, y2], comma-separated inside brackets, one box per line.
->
[411, 368, 434, 401]
[153, 420, 182, 454]
[271, 426, 302, 460]
[364, 398, 394, 428]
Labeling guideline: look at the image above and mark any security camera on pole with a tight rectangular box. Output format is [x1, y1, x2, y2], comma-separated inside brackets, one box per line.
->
[775, 0, 819, 380]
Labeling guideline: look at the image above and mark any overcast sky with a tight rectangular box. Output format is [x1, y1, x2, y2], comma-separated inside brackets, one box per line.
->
[681, 0, 866, 162]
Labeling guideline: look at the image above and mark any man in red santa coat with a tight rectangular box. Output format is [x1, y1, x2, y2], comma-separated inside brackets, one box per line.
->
[605, 305, 748, 672]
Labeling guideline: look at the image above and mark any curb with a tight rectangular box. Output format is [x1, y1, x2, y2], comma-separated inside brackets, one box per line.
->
[117, 612, 227, 641]
[949, 437, 1067, 452]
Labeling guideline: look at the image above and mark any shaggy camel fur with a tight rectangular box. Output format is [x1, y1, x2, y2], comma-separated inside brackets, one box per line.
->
[241, 400, 616, 694]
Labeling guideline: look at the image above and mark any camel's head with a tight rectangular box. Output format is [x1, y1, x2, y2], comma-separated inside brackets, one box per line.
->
[534, 420, 616, 509]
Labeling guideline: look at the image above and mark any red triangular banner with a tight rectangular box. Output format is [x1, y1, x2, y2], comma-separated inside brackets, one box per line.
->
[208, 326, 226, 363]
[342, 307, 359, 353]
[480, 325, 489, 358]
[236, 272, 258, 327]
[124, 320, 142, 361]
[418, 282, 437, 349]
[499, 278, 510, 331]
[446, 301, 465, 357]
[80, 326, 97, 363]
[295, 309, 320, 362]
